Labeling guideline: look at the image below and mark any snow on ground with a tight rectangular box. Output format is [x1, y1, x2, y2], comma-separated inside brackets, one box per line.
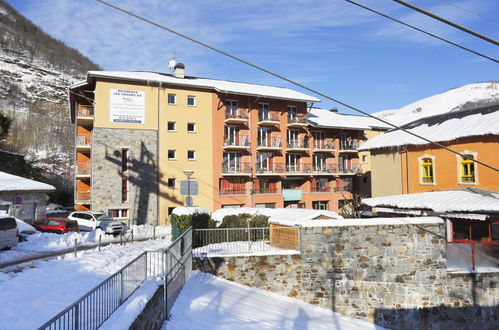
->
[0, 237, 171, 329]
[0, 225, 171, 265]
[164, 271, 384, 330]
[99, 276, 163, 330]
[194, 241, 299, 258]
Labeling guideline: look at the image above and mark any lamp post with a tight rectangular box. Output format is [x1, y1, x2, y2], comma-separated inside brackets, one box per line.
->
[183, 170, 194, 206]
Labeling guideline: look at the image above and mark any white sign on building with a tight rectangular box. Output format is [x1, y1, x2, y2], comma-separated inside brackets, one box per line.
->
[109, 89, 145, 124]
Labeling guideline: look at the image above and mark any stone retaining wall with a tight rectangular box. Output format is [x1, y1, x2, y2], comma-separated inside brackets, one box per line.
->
[129, 285, 165, 330]
[194, 222, 499, 329]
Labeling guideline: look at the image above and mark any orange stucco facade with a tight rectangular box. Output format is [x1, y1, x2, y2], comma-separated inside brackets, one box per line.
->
[401, 135, 499, 194]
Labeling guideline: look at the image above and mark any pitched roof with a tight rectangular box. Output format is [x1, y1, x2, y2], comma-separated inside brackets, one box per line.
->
[362, 189, 499, 214]
[75, 71, 320, 103]
[358, 105, 499, 151]
[307, 108, 392, 130]
[0, 171, 56, 192]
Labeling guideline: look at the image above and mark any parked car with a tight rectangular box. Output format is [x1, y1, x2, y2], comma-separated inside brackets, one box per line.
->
[67, 211, 124, 235]
[32, 218, 80, 234]
[0, 216, 18, 250]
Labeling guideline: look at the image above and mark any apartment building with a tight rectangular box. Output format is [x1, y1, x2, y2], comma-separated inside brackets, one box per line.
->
[69, 64, 389, 224]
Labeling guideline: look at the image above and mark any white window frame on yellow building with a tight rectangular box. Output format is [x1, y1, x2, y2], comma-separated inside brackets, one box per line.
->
[187, 95, 196, 107]
[418, 154, 436, 185]
[456, 150, 478, 185]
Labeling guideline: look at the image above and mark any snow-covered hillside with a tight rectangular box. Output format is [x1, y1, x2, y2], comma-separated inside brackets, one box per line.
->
[373, 82, 499, 126]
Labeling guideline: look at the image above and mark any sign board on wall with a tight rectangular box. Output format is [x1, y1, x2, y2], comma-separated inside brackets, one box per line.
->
[109, 89, 145, 124]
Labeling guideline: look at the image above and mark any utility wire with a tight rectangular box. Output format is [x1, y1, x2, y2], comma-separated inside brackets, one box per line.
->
[438, 0, 499, 26]
[346, 0, 498, 64]
[95, 0, 499, 173]
[393, 0, 499, 46]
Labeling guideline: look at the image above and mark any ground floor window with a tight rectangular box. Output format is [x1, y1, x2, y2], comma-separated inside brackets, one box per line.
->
[255, 203, 276, 208]
[108, 209, 129, 219]
[312, 201, 329, 210]
[284, 201, 305, 208]
[452, 219, 497, 242]
[222, 204, 243, 208]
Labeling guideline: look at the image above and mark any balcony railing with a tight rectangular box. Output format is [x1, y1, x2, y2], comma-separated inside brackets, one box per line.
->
[336, 164, 361, 174]
[258, 112, 279, 122]
[252, 187, 279, 194]
[312, 164, 336, 174]
[76, 162, 91, 176]
[219, 189, 246, 195]
[257, 137, 282, 148]
[335, 178, 353, 192]
[461, 176, 476, 183]
[76, 135, 91, 146]
[286, 139, 309, 149]
[255, 163, 285, 175]
[223, 135, 250, 148]
[222, 162, 252, 175]
[76, 191, 90, 201]
[287, 116, 307, 125]
[340, 140, 360, 151]
[313, 140, 335, 151]
[77, 105, 94, 117]
[225, 108, 248, 121]
[311, 186, 331, 192]
[286, 163, 312, 174]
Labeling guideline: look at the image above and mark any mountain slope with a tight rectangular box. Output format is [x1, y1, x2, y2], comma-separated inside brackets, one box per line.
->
[372, 82, 499, 126]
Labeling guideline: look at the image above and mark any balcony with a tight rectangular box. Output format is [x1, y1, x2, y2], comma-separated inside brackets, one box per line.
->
[76, 191, 91, 203]
[219, 189, 246, 196]
[339, 140, 360, 153]
[311, 186, 332, 193]
[223, 135, 250, 150]
[287, 116, 308, 127]
[312, 164, 336, 176]
[282, 189, 302, 201]
[256, 137, 282, 151]
[222, 162, 252, 176]
[224, 108, 248, 124]
[258, 112, 280, 126]
[286, 139, 309, 151]
[255, 163, 285, 176]
[333, 164, 361, 175]
[252, 187, 279, 195]
[77, 105, 94, 125]
[285, 163, 312, 176]
[76, 134, 91, 150]
[313, 140, 335, 152]
[76, 162, 91, 178]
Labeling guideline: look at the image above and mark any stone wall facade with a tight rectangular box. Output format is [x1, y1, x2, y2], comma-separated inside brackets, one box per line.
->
[194, 223, 499, 329]
[129, 285, 165, 330]
[0, 191, 49, 221]
[92, 128, 158, 225]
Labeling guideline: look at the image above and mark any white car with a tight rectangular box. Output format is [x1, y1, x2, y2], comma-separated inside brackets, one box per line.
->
[67, 211, 124, 235]
[0, 216, 18, 250]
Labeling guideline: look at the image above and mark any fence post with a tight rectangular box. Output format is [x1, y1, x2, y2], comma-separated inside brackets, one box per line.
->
[131, 229, 134, 244]
[74, 238, 78, 258]
[120, 232, 123, 245]
[471, 242, 476, 271]
[153, 226, 156, 240]
[120, 272, 124, 304]
[145, 252, 148, 279]
[98, 235, 102, 251]
[74, 304, 79, 330]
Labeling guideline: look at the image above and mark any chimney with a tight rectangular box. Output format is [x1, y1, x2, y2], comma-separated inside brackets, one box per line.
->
[173, 63, 185, 78]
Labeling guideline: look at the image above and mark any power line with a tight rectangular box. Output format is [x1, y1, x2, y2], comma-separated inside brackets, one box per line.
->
[438, 0, 499, 26]
[345, 0, 498, 64]
[393, 0, 499, 46]
[94, 0, 499, 173]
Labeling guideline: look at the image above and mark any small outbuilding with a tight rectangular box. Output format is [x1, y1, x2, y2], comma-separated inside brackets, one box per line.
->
[0, 171, 55, 222]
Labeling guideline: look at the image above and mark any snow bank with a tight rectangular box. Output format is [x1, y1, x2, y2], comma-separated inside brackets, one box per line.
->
[0, 238, 171, 329]
[99, 276, 163, 330]
[171, 206, 209, 216]
[164, 271, 384, 330]
[268, 208, 343, 226]
[15, 219, 36, 233]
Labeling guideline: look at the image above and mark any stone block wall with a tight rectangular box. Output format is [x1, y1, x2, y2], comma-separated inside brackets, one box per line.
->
[0, 191, 49, 221]
[129, 285, 165, 330]
[92, 128, 158, 225]
[194, 223, 499, 329]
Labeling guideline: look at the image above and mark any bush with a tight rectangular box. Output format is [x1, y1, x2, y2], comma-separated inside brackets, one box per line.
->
[249, 215, 269, 227]
[170, 213, 215, 241]
[219, 214, 269, 228]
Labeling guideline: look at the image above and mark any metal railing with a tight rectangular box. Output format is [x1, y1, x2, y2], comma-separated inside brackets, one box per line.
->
[219, 189, 246, 195]
[225, 108, 248, 120]
[222, 162, 252, 175]
[258, 112, 279, 122]
[313, 140, 335, 150]
[193, 226, 299, 256]
[257, 136, 282, 148]
[311, 186, 331, 192]
[340, 140, 359, 150]
[223, 135, 250, 147]
[255, 162, 285, 175]
[286, 163, 312, 174]
[446, 242, 499, 272]
[335, 164, 361, 174]
[76, 135, 91, 146]
[39, 228, 193, 329]
[312, 164, 336, 174]
[252, 187, 279, 194]
[76, 162, 91, 176]
[286, 139, 309, 149]
[287, 116, 307, 124]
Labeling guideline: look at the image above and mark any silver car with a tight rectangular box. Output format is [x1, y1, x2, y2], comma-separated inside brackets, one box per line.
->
[0, 216, 18, 250]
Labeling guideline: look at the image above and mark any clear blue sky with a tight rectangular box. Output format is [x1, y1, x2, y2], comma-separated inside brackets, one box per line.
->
[6, 0, 499, 114]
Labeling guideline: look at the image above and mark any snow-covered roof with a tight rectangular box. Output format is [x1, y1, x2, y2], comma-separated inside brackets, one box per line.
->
[362, 189, 499, 214]
[211, 207, 282, 224]
[359, 106, 499, 151]
[171, 206, 209, 216]
[307, 108, 392, 130]
[78, 71, 320, 103]
[268, 208, 343, 226]
[373, 81, 499, 126]
[0, 171, 55, 192]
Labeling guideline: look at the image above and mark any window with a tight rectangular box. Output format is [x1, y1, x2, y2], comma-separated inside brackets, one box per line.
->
[122, 177, 128, 203]
[122, 148, 129, 172]
[168, 93, 176, 105]
[168, 150, 176, 160]
[108, 209, 129, 219]
[311, 178, 329, 192]
[362, 155, 368, 163]
[219, 178, 246, 195]
[336, 177, 353, 192]
[288, 106, 297, 121]
[253, 178, 278, 194]
[255, 203, 276, 208]
[168, 178, 176, 189]
[460, 154, 476, 183]
[222, 204, 243, 208]
[258, 103, 270, 121]
[421, 158, 434, 183]
[167, 121, 176, 131]
[452, 220, 492, 242]
[187, 123, 196, 132]
[312, 201, 329, 210]
[226, 100, 238, 117]
[187, 96, 196, 106]
[187, 150, 196, 160]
